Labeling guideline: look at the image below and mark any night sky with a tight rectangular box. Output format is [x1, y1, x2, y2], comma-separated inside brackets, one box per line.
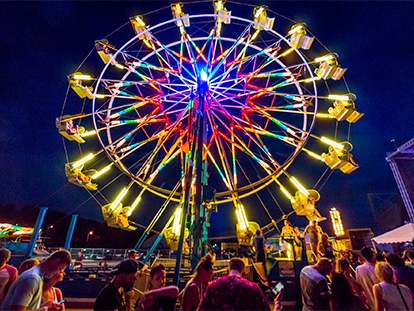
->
[1, 1, 413, 238]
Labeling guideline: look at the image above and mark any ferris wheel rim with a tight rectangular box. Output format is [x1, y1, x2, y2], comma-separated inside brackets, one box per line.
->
[89, 11, 319, 202]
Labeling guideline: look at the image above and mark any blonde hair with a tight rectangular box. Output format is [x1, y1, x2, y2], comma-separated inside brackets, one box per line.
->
[375, 261, 394, 283]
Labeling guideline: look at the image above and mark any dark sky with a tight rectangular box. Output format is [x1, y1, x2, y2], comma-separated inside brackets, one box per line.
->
[1, 1, 413, 237]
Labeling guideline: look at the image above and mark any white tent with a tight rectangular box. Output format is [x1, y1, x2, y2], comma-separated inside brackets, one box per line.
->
[373, 223, 414, 244]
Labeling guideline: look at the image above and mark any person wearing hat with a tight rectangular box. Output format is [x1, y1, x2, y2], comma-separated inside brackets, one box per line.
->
[94, 259, 138, 311]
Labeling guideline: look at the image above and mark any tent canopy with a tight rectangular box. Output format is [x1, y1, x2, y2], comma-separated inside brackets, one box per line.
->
[373, 223, 414, 244]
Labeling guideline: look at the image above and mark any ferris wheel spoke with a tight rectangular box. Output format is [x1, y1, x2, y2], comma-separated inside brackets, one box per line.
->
[208, 106, 272, 169]
[151, 34, 197, 82]
[133, 99, 193, 178]
[205, 110, 235, 190]
[209, 24, 252, 78]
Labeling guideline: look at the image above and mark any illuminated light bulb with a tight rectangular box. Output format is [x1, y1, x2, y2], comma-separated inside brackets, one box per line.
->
[95, 94, 106, 99]
[91, 164, 112, 180]
[316, 113, 334, 118]
[72, 153, 94, 169]
[307, 151, 322, 161]
[321, 136, 344, 150]
[73, 74, 92, 80]
[216, 0, 223, 11]
[315, 54, 335, 62]
[236, 209, 246, 230]
[200, 69, 208, 82]
[135, 16, 145, 27]
[303, 76, 321, 83]
[251, 30, 260, 40]
[175, 3, 181, 13]
[127, 195, 142, 217]
[290, 177, 309, 196]
[279, 48, 294, 57]
[255, 7, 264, 18]
[80, 130, 97, 137]
[115, 64, 125, 70]
[280, 186, 295, 203]
[328, 94, 350, 101]
[288, 25, 303, 36]
[172, 207, 182, 235]
[240, 205, 249, 228]
[110, 188, 128, 211]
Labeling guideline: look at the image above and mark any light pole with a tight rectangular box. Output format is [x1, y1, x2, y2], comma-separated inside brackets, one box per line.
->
[86, 231, 93, 245]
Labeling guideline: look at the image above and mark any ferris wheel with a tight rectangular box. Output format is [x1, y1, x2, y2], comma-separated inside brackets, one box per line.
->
[58, 1, 362, 251]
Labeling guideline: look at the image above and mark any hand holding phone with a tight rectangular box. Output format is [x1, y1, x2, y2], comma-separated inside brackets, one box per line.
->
[272, 282, 284, 295]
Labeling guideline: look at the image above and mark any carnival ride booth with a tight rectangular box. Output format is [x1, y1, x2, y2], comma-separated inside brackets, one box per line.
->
[372, 223, 414, 252]
[0, 223, 34, 241]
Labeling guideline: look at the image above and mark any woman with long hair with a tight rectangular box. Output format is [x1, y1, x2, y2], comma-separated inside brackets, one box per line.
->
[330, 272, 367, 310]
[137, 264, 179, 311]
[337, 258, 368, 307]
[180, 254, 214, 310]
[42, 269, 65, 311]
[373, 261, 414, 311]
[318, 233, 335, 260]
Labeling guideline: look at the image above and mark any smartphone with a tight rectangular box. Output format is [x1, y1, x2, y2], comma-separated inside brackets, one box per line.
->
[58, 300, 66, 304]
[272, 282, 284, 295]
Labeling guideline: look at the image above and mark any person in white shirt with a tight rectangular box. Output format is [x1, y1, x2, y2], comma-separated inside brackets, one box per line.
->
[1, 250, 71, 311]
[355, 247, 379, 310]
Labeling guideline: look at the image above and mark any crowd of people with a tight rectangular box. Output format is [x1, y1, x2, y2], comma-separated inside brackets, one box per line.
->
[300, 247, 414, 311]
[3, 240, 414, 311]
[0, 248, 71, 311]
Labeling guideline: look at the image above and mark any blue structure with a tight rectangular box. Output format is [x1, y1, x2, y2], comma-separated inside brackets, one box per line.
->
[26, 207, 47, 258]
[64, 215, 78, 250]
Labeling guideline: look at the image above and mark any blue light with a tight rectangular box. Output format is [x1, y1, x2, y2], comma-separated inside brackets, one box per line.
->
[200, 69, 208, 82]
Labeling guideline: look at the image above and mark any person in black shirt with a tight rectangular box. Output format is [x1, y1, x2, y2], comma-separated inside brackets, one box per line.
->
[74, 251, 84, 270]
[94, 259, 138, 311]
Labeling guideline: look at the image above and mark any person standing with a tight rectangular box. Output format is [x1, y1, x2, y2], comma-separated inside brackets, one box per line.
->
[303, 220, 322, 260]
[136, 264, 179, 311]
[198, 258, 271, 311]
[373, 261, 414, 311]
[299, 258, 333, 311]
[385, 253, 414, 294]
[94, 259, 138, 311]
[180, 254, 214, 311]
[355, 247, 379, 310]
[317, 233, 335, 260]
[1, 249, 71, 311]
[330, 272, 367, 310]
[0, 249, 17, 307]
[123, 250, 148, 311]
[280, 221, 296, 259]
[252, 230, 267, 273]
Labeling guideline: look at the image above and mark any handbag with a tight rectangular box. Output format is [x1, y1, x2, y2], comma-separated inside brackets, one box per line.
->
[396, 284, 410, 311]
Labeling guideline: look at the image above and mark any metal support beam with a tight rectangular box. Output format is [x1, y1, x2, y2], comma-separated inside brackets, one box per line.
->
[64, 215, 78, 250]
[388, 160, 414, 221]
[192, 76, 207, 270]
[26, 207, 47, 258]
